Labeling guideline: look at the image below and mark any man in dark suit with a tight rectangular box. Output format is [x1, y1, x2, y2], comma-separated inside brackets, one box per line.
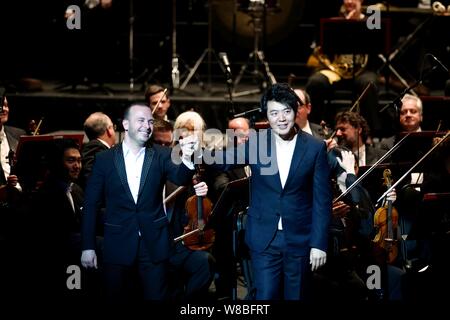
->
[29, 139, 87, 297]
[81, 104, 196, 300]
[208, 83, 332, 300]
[80, 112, 116, 188]
[0, 96, 26, 186]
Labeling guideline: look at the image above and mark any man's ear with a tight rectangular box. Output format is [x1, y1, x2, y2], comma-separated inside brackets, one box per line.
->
[106, 126, 113, 137]
[305, 104, 312, 115]
[122, 119, 129, 131]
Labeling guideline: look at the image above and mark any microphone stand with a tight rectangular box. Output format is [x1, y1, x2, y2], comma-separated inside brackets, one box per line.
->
[379, 64, 438, 116]
[128, 0, 135, 92]
[225, 70, 236, 119]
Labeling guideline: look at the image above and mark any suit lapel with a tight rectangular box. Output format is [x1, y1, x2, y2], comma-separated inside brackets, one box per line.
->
[5, 126, 20, 152]
[113, 144, 135, 203]
[266, 129, 282, 192]
[283, 131, 308, 191]
[137, 146, 154, 201]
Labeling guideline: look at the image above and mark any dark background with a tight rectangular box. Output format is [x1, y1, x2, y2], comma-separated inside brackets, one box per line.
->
[0, 0, 448, 133]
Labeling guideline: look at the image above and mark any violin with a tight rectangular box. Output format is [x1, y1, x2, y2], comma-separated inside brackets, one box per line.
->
[180, 166, 215, 251]
[28, 117, 44, 135]
[373, 169, 399, 264]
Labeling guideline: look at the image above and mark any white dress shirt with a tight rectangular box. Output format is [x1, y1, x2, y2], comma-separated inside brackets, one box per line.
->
[0, 128, 11, 180]
[122, 142, 146, 204]
[275, 133, 297, 230]
[301, 120, 313, 136]
[357, 144, 366, 167]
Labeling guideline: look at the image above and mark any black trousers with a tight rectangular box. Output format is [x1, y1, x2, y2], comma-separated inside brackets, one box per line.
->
[103, 238, 169, 300]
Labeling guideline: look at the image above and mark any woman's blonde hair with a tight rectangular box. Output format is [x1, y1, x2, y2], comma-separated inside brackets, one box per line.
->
[173, 111, 206, 147]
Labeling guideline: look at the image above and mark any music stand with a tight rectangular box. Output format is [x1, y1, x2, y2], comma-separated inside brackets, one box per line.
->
[211, 176, 252, 300]
[14, 134, 84, 194]
[320, 17, 391, 56]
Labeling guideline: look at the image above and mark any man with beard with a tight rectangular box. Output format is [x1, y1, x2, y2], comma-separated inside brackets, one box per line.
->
[334, 111, 386, 166]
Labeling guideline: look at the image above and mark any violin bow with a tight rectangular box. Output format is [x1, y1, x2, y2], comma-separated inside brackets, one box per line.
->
[334, 131, 412, 203]
[151, 88, 168, 116]
[327, 82, 372, 140]
[376, 130, 450, 204]
[33, 117, 44, 136]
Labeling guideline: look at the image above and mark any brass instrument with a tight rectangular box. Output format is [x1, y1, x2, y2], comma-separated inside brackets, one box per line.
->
[307, 46, 369, 80]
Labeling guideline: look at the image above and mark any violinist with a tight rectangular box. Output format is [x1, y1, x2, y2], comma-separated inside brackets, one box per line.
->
[334, 111, 386, 166]
[317, 148, 375, 300]
[0, 94, 26, 297]
[0, 96, 26, 189]
[153, 115, 214, 302]
[322, 148, 399, 300]
[378, 94, 423, 152]
[377, 95, 429, 275]
[145, 84, 174, 123]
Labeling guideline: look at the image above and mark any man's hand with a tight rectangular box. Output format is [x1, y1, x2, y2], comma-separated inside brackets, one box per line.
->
[336, 150, 356, 175]
[386, 188, 397, 203]
[179, 134, 200, 162]
[332, 201, 351, 218]
[6, 175, 19, 188]
[193, 181, 208, 197]
[325, 138, 337, 152]
[81, 250, 98, 269]
[310, 248, 327, 271]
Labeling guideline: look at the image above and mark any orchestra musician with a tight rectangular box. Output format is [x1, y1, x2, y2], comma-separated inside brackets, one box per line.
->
[306, 0, 383, 137]
[334, 111, 386, 167]
[0, 96, 26, 189]
[157, 113, 215, 302]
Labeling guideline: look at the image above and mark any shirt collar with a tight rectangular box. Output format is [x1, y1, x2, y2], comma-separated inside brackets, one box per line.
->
[302, 120, 313, 135]
[274, 131, 298, 145]
[97, 138, 111, 148]
[122, 141, 145, 157]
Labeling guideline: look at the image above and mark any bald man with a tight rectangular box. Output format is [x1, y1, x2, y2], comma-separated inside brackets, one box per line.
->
[80, 112, 117, 188]
[228, 117, 250, 146]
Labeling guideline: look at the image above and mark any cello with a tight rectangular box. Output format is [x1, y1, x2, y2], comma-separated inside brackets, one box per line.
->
[373, 169, 399, 264]
[176, 166, 215, 251]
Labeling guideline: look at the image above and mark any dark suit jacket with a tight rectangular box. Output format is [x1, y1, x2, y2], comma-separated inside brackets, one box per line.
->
[212, 129, 332, 256]
[365, 144, 387, 166]
[310, 122, 329, 140]
[4, 125, 26, 152]
[80, 139, 109, 187]
[81, 143, 194, 266]
[1, 126, 26, 184]
[30, 178, 84, 263]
